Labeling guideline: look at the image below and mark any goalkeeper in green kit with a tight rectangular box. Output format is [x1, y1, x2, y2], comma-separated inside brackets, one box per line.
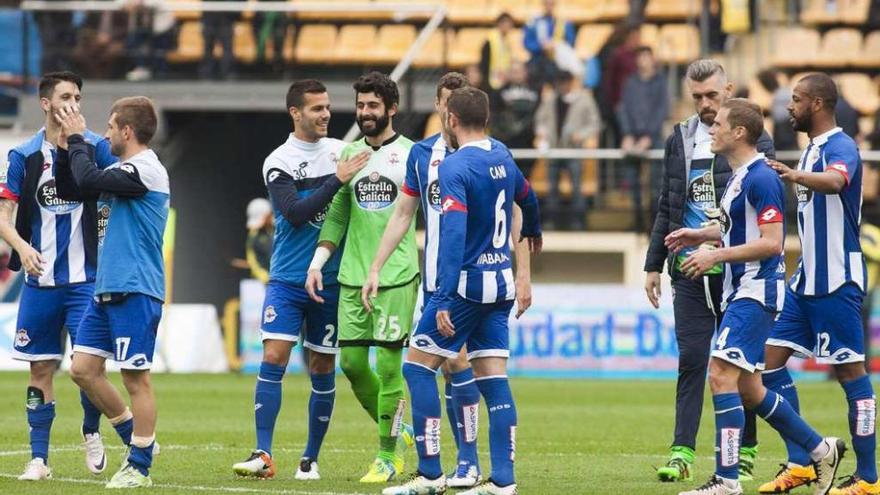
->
[305, 72, 418, 483]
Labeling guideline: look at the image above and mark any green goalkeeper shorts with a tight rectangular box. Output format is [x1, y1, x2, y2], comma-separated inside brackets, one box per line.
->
[338, 277, 418, 348]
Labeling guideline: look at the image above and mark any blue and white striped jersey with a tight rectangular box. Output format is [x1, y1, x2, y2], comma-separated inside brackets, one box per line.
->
[435, 139, 540, 308]
[263, 134, 346, 286]
[2, 129, 115, 287]
[719, 154, 786, 312]
[94, 149, 170, 301]
[789, 127, 865, 296]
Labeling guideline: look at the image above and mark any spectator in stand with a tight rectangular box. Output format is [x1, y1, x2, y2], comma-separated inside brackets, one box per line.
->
[535, 71, 601, 230]
[33, 0, 77, 73]
[836, 92, 861, 139]
[125, 0, 178, 81]
[72, 10, 128, 78]
[757, 68, 796, 150]
[523, 0, 576, 88]
[618, 46, 667, 224]
[480, 12, 518, 91]
[245, 198, 273, 284]
[252, 0, 291, 73]
[200, 2, 239, 79]
[601, 23, 641, 144]
[464, 63, 486, 91]
[490, 61, 540, 178]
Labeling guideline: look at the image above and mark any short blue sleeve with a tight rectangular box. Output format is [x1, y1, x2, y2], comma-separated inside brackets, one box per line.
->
[402, 146, 420, 197]
[823, 138, 861, 188]
[748, 168, 785, 226]
[2, 150, 25, 200]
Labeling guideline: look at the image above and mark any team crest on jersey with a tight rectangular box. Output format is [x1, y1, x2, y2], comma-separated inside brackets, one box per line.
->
[38, 179, 80, 214]
[354, 172, 397, 210]
[329, 153, 338, 165]
[389, 153, 400, 166]
[428, 180, 441, 211]
[263, 305, 277, 324]
[431, 159, 440, 167]
[14, 328, 30, 347]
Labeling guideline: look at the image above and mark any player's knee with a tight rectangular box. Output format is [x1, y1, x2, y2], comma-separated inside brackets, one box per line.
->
[707, 362, 737, 394]
[121, 370, 151, 395]
[834, 362, 867, 383]
[69, 360, 97, 387]
[308, 352, 336, 374]
[339, 352, 362, 378]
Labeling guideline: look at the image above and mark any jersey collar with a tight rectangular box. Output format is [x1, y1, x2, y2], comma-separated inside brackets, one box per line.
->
[810, 127, 842, 146]
[458, 138, 491, 151]
[286, 133, 323, 150]
[364, 132, 400, 151]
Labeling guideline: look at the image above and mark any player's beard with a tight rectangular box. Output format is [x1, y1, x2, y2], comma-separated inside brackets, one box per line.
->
[110, 137, 125, 157]
[699, 108, 717, 126]
[357, 111, 390, 137]
[790, 108, 813, 133]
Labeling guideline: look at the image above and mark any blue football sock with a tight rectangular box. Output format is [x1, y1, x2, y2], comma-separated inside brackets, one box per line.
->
[113, 417, 133, 446]
[80, 390, 101, 435]
[763, 367, 811, 466]
[254, 361, 285, 456]
[302, 372, 335, 461]
[755, 390, 823, 455]
[128, 441, 154, 476]
[476, 376, 517, 487]
[842, 375, 877, 483]
[27, 402, 55, 461]
[451, 368, 481, 471]
[444, 381, 460, 450]
[713, 393, 744, 480]
[402, 362, 442, 479]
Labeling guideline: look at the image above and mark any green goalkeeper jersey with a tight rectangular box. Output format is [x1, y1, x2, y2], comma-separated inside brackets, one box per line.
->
[319, 134, 419, 288]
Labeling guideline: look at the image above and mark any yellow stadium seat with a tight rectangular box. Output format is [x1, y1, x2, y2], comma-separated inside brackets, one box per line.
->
[167, 21, 204, 63]
[233, 22, 257, 64]
[509, 29, 530, 64]
[446, 0, 494, 25]
[841, 0, 871, 25]
[168, 0, 201, 21]
[412, 29, 453, 68]
[748, 78, 773, 111]
[297, 0, 384, 22]
[837, 73, 880, 115]
[448, 28, 490, 68]
[265, 28, 296, 63]
[645, 0, 701, 20]
[816, 28, 862, 67]
[574, 23, 614, 59]
[294, 24, 337, 64]
[800, 0, 840, 24]
[657, 23, 699, 64]
[639, 23, 660, 52]
[333, 24, 378, 64]
[367, 24, 418, 65]
[854, 31, 880, 68]
[598, 0, 629, 21]
[493, 0, 541, 24]
[556, 0, 603, 24]
[772, 27, 820, 68]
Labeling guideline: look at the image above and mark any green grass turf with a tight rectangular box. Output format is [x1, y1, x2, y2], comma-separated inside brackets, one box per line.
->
[0, 371, 867, 494]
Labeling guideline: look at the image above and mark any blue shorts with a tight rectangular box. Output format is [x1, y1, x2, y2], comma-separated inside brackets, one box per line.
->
[410, 294, 514, 360]
[12, 283, 94, 361]
[260, 280, 339, 355]
[73, 293, 163, 370]
[767, 283, 865, 365]
[711, 298, 778, 372]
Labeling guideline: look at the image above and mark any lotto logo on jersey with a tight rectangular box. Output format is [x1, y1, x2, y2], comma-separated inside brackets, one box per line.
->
[758, 206, 782, 225]
[428, 180, 441, 211]
[828, 161, 849, 180]
[354, 172, 397, 210]
[441, 196, 467, 214]
[37, 179, 80, 214]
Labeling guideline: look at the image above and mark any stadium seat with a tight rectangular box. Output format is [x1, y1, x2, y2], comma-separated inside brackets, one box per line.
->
[448, 28, 490, 67]
[493, 0, 541, 24]
[334, 24, 378, 64]
[645, 0, 701, 20]
[264, 27, 296, 62]
[597, 0, 629, 21]
[639, 23, 660, 52]
[800, 0, 840, 24]
[575, 23, 614, 59]
[772, 27, 820, 68]
[747, 78, 773, 111]
[294, 24, 337, 64]
[837, 73, 880, 115]
[854, 30, 880, 68]
[815, 28, 862, 67]
[167, 21, 204, 64]
[424, 113, 442, 137]
[556, 0, 603, 24]
[367, 24, 418, 65]
[412, 29, 452, 68]
[168, 0, 201, 21]
[446, 0, 494, 25]
[509, 28, 530, 64]
[233, 22, 257, 64]
[841, 0, 871, 25]
[657, 23, 699, 64]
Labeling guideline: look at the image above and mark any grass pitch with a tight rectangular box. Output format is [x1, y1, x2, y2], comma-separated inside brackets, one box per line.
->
[0, 371, 865, 494]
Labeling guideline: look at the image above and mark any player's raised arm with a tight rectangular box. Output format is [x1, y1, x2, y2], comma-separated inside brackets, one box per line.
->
[362, 157, 420, 310]
[768, 157, 848, 194]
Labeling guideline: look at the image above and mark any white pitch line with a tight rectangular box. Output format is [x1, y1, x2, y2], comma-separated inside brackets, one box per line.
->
[0, 472, 367, 495]
[0, 444, 371, 457]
